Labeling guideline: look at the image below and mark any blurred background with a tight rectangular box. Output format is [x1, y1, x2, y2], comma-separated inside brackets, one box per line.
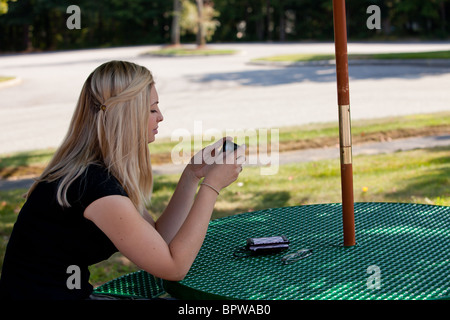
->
[1, 0, 450, 286]
[1, 0, 450, 52]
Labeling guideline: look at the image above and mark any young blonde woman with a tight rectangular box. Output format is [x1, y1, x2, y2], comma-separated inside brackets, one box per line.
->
[0, 60, 245, 300]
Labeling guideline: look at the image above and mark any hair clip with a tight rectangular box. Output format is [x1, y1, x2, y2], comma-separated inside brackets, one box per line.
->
[99, 104, 107, 111]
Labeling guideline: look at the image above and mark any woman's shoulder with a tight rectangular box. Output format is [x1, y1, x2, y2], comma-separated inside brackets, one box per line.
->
[83, 163, 120, 187]
[85, 163, 113, 179]
[76, 163, 128, 207]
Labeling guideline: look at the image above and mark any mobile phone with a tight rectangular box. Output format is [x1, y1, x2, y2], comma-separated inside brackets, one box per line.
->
[222, 140, 239, 152]
[246, 236, 289, 254]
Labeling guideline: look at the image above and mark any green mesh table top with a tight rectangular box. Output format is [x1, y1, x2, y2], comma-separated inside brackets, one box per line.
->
[163, 202, 450, 300]
[93, 270, 165, 299]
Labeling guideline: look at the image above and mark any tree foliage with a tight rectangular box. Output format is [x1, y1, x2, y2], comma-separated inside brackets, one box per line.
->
[180, 0, 219, 43]
[1, 0, 449, 52]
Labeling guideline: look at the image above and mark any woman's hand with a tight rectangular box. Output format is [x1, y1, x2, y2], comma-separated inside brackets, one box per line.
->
[202, 138, 246, 192]
[185, 137, 227, 180]
[185, 137, 246, 190]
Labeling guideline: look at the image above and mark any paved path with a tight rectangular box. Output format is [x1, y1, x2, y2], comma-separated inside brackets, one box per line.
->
[2, 134, 448, 191]
[153, 133, 450, 175]
[1, 42, 450, 155]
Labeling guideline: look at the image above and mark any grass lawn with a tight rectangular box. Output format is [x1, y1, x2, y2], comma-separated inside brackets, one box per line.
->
[252, 50, 450, 63]
[143, 47, 238, 57]
[0, 112, 449, 286]
[147, 146, 450, 222]
[0, 76, 15, 82]
[1, 145, 448, 286]
[2, 112, 449, 176]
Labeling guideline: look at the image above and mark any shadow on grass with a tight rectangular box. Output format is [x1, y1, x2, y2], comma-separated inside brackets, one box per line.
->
[0, 188, 27, 270]
[147, 175, 179, 216]
[384, 147, 449, 202]
[0, 150, 54, 179]
[0, 150, 54, 168]
[212, 190, 292, 219]
[0, 189, 27, 234]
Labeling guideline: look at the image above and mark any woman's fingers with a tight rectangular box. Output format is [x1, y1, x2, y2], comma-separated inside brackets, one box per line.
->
[192, 137, 227, 165]
[223, 143, 246, 165]
[235, 144, 246, 165]
[193, 137, 247, 167]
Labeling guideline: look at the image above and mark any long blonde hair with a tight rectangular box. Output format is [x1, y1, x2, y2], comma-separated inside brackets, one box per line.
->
[27, 60, 154, 213]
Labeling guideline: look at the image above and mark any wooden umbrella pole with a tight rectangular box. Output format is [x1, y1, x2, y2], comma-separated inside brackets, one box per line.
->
[333, 0, 355, 247]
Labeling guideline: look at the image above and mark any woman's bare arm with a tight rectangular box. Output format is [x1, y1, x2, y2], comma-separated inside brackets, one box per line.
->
[84, 146, 243, 281]
[154, 169, 200, 244]
[84, 189, 218, 281]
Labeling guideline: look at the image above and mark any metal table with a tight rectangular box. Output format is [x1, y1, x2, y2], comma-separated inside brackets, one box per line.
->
[94, 202, 449, 300]
[163, 202, 449, 300]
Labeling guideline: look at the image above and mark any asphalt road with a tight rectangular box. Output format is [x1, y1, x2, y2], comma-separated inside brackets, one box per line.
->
[1, 42, 450, 155]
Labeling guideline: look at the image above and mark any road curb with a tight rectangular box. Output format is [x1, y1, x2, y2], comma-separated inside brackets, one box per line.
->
[0, 77, 21, 89]
[249, 59, 450, 68]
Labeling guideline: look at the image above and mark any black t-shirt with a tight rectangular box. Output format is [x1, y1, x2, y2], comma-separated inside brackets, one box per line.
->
[0, 164, 128, 300]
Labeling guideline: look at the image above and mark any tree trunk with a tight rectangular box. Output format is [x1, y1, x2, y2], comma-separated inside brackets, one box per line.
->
[266, 0, 272, 41]
[279, 1, 286, 41]
[196, 0, 206, 48]
[439, 1, 447, 35]
[171, 0, 181, 46]
[23, 24, 33, 52]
